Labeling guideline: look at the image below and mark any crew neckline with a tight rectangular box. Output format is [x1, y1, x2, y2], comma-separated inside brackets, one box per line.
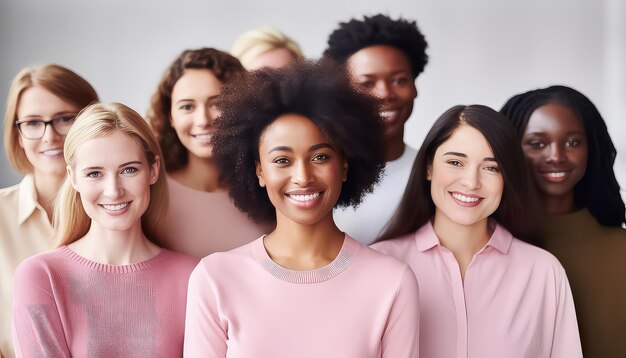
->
[60, 245, 166, 273]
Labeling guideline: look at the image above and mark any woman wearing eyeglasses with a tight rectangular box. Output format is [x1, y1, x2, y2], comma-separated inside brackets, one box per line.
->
[0, 64, 98, 358]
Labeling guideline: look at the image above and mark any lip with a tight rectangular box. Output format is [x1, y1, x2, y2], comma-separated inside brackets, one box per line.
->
[285, 190, 324, 209]
[449, 191, 483, 207]
[40, 149, 64, 158]
[191, 132, 214, 144]
[99, 201, 131, 216]
[379, 109, 401, 123]
[538, 169, 572, 183]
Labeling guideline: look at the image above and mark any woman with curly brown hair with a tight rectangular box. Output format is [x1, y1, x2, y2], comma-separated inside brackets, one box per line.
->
[146, 48, 273, 258]
[183, 60, 419, 357]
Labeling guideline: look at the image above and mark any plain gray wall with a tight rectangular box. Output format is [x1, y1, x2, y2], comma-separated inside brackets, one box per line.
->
[1, 0, 624, 203]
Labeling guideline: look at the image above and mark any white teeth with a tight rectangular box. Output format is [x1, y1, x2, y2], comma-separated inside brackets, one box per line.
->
[289, 193, 321, 202]
[547, 172, 566, 178]
[452, 193, 479, 203]
[42, 149, 63, 156]
[193, 134, 212, 140]
[102, 202, 129, 211]
[380, 111, 397, 118]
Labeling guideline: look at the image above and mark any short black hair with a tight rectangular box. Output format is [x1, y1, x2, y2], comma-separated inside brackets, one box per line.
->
[213, 60, 386, 222]
[500, 85, 626, 228]
[379, 105, 540, 244]
[324, 14, 428, 79]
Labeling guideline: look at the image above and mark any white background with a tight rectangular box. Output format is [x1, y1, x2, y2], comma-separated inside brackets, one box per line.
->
[1, 0, 624, 203]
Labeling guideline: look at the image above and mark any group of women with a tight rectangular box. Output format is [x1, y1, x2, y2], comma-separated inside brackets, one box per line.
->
[1, 17, 625, 358]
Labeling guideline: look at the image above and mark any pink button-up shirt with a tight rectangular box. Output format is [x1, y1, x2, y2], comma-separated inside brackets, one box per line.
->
[371, 221, 582, 358]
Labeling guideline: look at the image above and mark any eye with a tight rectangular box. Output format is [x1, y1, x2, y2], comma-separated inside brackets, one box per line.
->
[86, 171, 102, 178]
[58, 115, 75, 124]
[565, 138, 581, 147]
[526, 140, 546, 149]
[179, 104, 193, 111]
[23, 120, 44, 128]
[484, 165, 500, 173]
[356, 81, 374, 90]
[273, 157, 290, 165]
[392, 77, 410, 86]
[447, 160, 462, 167]
[312, 153, 329, 162]
[121, 167, 138, 174]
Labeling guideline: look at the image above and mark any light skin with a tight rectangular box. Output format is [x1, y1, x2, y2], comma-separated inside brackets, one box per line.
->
[67, 130, 161, 265]
[170, 68, 223, 192]
[16, 86, 80, 220]
[255, 114, 348, 270]
[347, 45, 417, 162]
[246, 47, 296, 71]
[522, 103, 588, 215]
[427, 123, 504, 280]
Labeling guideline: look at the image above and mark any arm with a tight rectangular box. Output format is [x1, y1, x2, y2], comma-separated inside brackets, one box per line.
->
[12, 259, 71, 358]
[550, 266, 583, 358]
[381, 266, 420, 358]
[183, 261, 228, 357]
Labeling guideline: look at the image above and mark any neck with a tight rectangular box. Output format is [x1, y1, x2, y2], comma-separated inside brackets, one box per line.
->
[432, 213, 491, 280]
[541, 193, 576, 215]
[385, 138, 405, 162]
[263, 212, 345, 270]
[32, 170, 65, 222]
[171, 155, 222, 192]
[68, 221, 160, 265]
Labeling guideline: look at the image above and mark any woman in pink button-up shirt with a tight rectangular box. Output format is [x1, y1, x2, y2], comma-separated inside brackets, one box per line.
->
[372, 105, 582, 358]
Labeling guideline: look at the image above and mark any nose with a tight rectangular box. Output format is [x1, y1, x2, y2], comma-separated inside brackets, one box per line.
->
[291, 161, 313, 186]
[41, 122, 62, 143]
[103, 175, 124, 199]
[546, 143, 566, 164]
[461, 168, 481, 190]
[194, 105, 212, 128]
[372, 81, 397, 100]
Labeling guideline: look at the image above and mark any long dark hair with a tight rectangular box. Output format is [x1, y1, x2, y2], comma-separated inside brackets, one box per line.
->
[500, 85, 625, 227]
[379, 105, 540, 244]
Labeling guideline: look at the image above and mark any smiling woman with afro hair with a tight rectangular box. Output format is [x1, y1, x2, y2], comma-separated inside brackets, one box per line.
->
[183, 60, 421, 357]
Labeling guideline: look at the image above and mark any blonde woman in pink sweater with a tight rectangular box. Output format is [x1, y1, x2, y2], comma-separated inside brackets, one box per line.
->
[12, 103, 197, 357]
[183, 61, 420, 357]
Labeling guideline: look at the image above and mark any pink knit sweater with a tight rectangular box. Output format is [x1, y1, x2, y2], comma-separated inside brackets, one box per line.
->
[12, 246, 198, 357]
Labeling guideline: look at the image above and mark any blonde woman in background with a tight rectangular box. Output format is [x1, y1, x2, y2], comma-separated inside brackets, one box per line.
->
[231, 26, 303, 70]
[12, 103, 197, 357]
[0, 64, 98, 358]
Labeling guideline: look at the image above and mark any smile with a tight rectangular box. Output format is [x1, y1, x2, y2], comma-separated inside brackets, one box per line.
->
[41, 149, 63, 157]
[101, 202, 130, 211]
[287, 192, 321, 202]
[541, 171, 568, 183]
[451, 192, 480, 203]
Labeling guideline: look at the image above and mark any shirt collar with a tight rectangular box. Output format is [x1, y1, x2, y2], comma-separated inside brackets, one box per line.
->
[414, 219, 513, 254]
[17, 175, 40, 225]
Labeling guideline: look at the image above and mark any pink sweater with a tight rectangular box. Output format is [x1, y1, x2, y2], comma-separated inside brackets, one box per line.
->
[184, 235, 420, 358]
[371, 222, 582, 358]
[12, 246, 198, 357]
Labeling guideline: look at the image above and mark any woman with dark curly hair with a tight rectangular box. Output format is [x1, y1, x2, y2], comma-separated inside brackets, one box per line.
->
[184, 60, 420, 357]
[146, 48, 272, 258]
[323, 14, 429, 245]
[501, 85, 626, 357]
[372, 105, 582, 357]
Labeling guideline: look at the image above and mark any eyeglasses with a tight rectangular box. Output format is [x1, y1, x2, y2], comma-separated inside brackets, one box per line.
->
[15, 114, 77, 140]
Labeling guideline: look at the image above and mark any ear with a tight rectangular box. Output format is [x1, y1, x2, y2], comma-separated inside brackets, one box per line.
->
[342, 158, 348, 182]
[426, 162, 433, 181]
[149, 155, 161, 185]
[255, 161, 266, 187]
[67, 165, 79, 191]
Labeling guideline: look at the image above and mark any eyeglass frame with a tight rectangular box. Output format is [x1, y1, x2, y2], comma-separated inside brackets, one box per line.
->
[14, 114, 77, 140]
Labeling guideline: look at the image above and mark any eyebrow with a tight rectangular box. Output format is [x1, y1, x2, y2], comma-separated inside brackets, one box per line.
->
[80, 161, 143, 173]
[20, 111, 77, 120]
[267, 143, 333, 154]
[174, 95, 221, 104]
[443, 151, 497, 162]
[356, 69, 411, 77]
[524, 130, 584, 136]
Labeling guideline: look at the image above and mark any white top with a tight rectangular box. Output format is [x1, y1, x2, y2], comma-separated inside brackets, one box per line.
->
[334, 145, 417, 245]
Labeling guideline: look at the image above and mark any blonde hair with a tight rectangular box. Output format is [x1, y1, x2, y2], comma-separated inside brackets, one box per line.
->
[3, 64, 98, 173]
[54, 103, 168, 247]
[231, 26, 303, 69]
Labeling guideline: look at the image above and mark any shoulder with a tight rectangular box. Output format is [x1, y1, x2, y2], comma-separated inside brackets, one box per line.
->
[14, 248, 66, 283]
[0, 181, 20, 202]
[509, 238, 567, 276]
[156, 248, 200, 271]
[193, 239, 258, 275]
[370, 232, 418, 262]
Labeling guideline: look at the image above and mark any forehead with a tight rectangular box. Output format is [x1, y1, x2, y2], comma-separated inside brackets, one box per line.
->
[17, 86, 79, 118]
[74, 131, 144, 166]
[525, 103, 584, 135]
[435, 124, 494, 158]
[171, 69, 222, 99]
[347, 45, 412, 76]
[259, 114, 328, 148]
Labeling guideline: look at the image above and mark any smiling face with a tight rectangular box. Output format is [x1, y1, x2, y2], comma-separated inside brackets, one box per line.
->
[255, 114, 347, 227]
[428, 123, 504, 229]
[16, 86, 80, 178]
[69, 130, 159, 234]
[170, 69, 222, 160]
[347, 45, 417, 147]
[521, 103, 588, 206]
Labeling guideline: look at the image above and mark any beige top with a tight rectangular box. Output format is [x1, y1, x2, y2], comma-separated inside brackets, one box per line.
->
[0, 175, 55, 358]
[155, 176, 274, 259]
